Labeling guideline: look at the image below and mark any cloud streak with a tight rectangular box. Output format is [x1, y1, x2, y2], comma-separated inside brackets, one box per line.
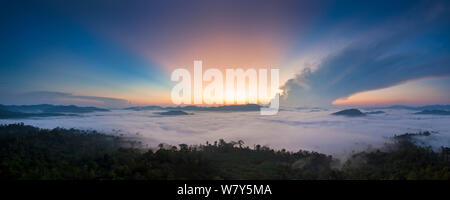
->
[281, 4, 450, 106]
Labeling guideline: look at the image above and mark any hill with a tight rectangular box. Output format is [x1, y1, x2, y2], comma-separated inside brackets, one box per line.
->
[414, 110, 450, 115]
[0, 104, 108, 119]
[0, 104, 109, 113]
[157, 110, 191, 116]
[369, 105, 450, 111]
[125, 104, 261, 112]
[332, 109, 366, 117]
[0, 108, 68, 119]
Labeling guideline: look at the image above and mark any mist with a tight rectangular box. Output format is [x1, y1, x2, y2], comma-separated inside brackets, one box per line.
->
[1, 108, 449, 157]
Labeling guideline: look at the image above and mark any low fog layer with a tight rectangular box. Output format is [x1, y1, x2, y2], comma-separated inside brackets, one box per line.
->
[1, 108, 449, 157]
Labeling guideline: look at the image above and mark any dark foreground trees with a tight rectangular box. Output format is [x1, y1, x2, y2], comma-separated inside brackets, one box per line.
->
[0, 123, 448, 180]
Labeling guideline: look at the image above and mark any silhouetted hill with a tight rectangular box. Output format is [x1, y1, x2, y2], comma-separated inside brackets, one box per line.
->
[332, 109, 366, 117]
[45, 105, 108, 113]
[0, 104, 109, 113]
[174, 104, 261, 111]
[124, 106, 164, 111]
[415, 105, 450, 110]
[365, 111, 385, 114]
[0, 108, 28, 118]
[126, 104, 261, 112]
[369, 105, 450, 111]
[0, 108, 68, 119]
[156, 110, 191, 116]
[414, 110, 450, 115]
[0, 104, 107, 119]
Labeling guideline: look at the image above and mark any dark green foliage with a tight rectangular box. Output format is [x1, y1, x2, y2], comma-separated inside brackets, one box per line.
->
[0, 123, 212, 180]
[0, 124, 448, 180]
[342, 133, 450, 180]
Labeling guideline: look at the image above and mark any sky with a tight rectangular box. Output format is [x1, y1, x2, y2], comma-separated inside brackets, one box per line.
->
[0, 0, 449, 107]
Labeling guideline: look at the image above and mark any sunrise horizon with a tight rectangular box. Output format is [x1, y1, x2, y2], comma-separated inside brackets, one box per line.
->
[1, 1, 449, 108]
[1, 0, 449, 184]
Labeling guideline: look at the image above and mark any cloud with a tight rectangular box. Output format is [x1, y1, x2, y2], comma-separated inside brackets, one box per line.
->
[281, 6, 450, 107]
[0, 91, 130, 108]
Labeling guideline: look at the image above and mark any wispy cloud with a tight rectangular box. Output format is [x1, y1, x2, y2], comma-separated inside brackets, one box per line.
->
[281, 3, 450, 106]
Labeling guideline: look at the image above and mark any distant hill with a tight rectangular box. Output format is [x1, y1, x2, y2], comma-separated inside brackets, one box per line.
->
[0, 108, 69, 119]
[172, 104, 261, 112]
[368, 105, 450, 111]
[0, 108, 31, 119]
[0, 104, 108, 119]
[125, 104, 261, 112]
[124, 106, 164, 111]
[332, 109, 366, 117]
[414, 110, 450, 115]
[156, 110, 191, 116]
[0, 104, 109, 113]
[365, 111, 385, 114]
[416, 105, 450, 111]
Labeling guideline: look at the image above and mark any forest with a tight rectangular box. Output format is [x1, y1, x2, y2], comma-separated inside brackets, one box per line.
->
[0, 123, 448, 180]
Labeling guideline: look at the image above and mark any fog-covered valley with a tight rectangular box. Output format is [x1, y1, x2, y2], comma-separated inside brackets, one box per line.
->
[1, 107, 449, 157]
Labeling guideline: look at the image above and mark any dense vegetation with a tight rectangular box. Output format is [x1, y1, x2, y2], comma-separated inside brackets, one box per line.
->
[0, 123, 448, 180]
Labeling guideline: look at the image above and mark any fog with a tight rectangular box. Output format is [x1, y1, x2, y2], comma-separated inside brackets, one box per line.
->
[1, 108, 449, 157]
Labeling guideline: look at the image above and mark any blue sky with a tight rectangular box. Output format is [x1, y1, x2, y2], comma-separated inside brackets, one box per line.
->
[0, 0, 449, 107]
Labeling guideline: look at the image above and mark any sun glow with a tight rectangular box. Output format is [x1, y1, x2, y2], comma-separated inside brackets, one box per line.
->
[170, 61, 279, 106]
